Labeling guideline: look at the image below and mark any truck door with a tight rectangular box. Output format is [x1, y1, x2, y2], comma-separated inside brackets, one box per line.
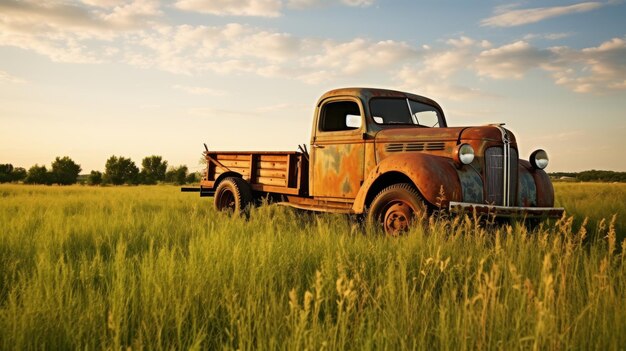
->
[311, 98, 365, 199]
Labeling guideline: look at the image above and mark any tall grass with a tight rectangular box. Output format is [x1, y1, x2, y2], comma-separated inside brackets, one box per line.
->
[554, 182, 625, 240]
[0, 183, 624, 350]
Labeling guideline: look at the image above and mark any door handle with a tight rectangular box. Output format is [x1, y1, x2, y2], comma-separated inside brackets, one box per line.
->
[312, 144, 325, 149]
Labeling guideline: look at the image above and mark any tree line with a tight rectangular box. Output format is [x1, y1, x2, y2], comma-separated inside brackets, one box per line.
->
[550, 170, 626, 183]
[0, 155, 199, 186]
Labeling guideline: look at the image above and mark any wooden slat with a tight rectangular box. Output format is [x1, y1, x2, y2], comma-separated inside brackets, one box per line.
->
[215, 168, 250, 177]
[257, 161, 287, 170]
[257, 176, 286, 187]
[234, 168, 251, 176]
[256, 169, 286, 178]
[219, 160, 250, 168]
[214, 154, 251, 161]
[259, 155, 290, 162]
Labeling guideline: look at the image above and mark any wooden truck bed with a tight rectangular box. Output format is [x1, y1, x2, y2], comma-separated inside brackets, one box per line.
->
[201, 151, 308, 196]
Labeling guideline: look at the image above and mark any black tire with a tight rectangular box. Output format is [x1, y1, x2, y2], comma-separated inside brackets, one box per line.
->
[214, 177, 253, 215]
[367, 183, 427, 236]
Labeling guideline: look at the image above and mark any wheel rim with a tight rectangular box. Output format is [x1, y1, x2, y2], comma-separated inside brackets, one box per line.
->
[383, 201, 414, 236]
[217, 190, 236, 211]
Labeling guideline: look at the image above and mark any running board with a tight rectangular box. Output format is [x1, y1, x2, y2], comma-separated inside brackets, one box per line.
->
[277, 201, 355, 214]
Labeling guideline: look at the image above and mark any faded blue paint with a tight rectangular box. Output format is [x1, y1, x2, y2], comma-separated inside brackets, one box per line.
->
[517, 169, 537, 207]
[456, 166, 483, 203]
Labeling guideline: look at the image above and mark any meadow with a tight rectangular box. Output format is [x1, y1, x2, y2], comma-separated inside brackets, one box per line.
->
[0, 183, 624, 350]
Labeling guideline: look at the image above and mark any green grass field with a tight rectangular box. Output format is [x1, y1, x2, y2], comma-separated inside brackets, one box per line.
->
[0, 183, 624, 350]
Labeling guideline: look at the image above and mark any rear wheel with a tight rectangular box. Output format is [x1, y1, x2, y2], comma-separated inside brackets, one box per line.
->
[367, 183, 427, 236]
[214, 177, 253, 215]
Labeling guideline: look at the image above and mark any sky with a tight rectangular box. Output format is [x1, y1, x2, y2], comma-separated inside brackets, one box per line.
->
[1, 0, 625, 174]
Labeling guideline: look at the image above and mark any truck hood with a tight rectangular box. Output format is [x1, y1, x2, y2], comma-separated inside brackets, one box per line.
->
[374, 125, 515, 143]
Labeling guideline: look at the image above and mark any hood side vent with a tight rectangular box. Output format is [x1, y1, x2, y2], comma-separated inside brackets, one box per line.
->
[404, 143, 424, 152]
[385, 142, 445, 153]
[425, 142, 445, 151]
[386, 143, 405, 152]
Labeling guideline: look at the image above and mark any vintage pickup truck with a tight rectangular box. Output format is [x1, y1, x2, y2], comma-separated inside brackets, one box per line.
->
[186, 87, 564, 234]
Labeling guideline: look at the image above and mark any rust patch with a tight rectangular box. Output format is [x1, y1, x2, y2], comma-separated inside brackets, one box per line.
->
[312, 142, 364, 198]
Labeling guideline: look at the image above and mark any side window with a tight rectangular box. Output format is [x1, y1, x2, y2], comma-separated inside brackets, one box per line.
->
[320, 101, 362, 132]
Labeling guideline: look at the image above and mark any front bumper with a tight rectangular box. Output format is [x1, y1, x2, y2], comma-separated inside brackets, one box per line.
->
[448, 201, 565, 218]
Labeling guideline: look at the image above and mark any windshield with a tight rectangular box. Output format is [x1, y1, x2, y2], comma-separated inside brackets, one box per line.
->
[370, 98, 442, 127]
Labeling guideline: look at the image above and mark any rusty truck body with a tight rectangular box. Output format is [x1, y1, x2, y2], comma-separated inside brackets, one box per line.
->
[189, 87, 564, 234]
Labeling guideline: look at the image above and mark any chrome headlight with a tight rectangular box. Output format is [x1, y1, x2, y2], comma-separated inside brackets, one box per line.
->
[455, 143, 475, 166]
[530, 149, 549, 169]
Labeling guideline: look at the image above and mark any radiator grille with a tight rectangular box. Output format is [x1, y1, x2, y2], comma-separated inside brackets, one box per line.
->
[485, 147, 518, 206]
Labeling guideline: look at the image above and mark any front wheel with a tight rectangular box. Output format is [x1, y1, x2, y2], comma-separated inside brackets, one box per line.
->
[214, 177, 253, 215]
[367, 183, 427, 236]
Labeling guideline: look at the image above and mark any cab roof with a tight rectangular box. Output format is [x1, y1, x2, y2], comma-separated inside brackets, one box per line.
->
[317, 87, 443, 112]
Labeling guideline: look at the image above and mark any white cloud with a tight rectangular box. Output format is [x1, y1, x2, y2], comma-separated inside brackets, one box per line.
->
[396, 65, 491, 102]
[446, 36, 490, 49]
[223, 30, 302, 63]
[102, 0, 162, 28]
[394, 38, 493, 101]
[423, 37, 486, 79]
[303, 38, 416, 75]
[475, 41, 551, 79]
[395, 34, 626, 97]
[0, 0, 162, 63]
[175, 0, 374, 15]
[341, 0, 374, 6]
[545, 33, 572, 40]
[79, 0, 128, 7]
[546, 37, 626, 93]
[122, 23, 417, 81]
[0, 70, 26, 84]
[481, 2, 604, 27]
[286, 0, 324, 8]
[0, 0, 161, 34]
[1, 2, 624, 96]
[174, 0, 282, 17]
[523, 33, 572, 41]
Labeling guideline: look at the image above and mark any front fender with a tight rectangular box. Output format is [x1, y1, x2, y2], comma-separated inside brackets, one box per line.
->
[352, 153, 462, 213]
[519, 160, 554, 207]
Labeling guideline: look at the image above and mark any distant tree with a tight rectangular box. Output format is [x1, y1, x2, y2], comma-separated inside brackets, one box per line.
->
[165, 165, 188, 185]
[88, 170, 103, 185]
[186, 172, 199, 184]
[25, 164, 53, 185]
[0, 164, 14, 183]
[577, 170, 626, 182]
[140, 155, 168, 185]
[550, 170, 626, 183]
[50, 156, 81, 185]
[11, 167, 27, 182]
[104, 156, 139, 185]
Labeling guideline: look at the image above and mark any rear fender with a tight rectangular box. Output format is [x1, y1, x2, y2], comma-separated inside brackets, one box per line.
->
[352, 153, 462, 213]
[213, 171, 244, 189]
